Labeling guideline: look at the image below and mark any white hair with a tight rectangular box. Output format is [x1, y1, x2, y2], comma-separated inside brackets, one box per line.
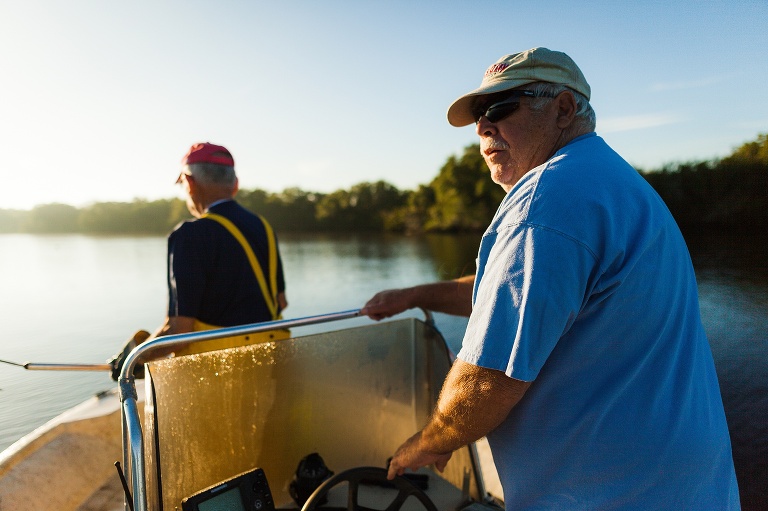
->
[526, 82, 597, 133]
[185, 163, 237, 187]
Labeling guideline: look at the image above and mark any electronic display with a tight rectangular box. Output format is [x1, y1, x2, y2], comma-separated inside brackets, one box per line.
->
[182, 467, 274, 511]
[198, 486, 244, 511]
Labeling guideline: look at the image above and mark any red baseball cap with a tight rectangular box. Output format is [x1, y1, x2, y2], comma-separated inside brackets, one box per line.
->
[181, 142, 235, 166]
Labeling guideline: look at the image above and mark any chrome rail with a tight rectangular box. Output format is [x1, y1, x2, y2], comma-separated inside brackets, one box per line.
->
[22, 362, 113, 371]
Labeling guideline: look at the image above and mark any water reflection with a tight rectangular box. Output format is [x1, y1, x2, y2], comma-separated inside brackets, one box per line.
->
[686, 232, 768, 510]
[687, 231, 768, 283]
[281, 232, 481, 283]
[424, 233, 480, 279]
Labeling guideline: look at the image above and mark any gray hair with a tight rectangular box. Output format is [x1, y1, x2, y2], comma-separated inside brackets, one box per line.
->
[185, 162, 237, 187]
[526, 82, 597, 133]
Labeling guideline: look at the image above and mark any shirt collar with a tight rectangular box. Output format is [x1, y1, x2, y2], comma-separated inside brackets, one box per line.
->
[205, 198, 234, 213]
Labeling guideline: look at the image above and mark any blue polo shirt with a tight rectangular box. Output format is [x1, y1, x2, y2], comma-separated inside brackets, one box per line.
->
[167, 200, 285, 327]
[458, 134, 740, 509]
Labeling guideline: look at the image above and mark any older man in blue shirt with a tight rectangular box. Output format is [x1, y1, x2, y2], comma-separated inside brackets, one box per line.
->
[363, 48, 740, 510]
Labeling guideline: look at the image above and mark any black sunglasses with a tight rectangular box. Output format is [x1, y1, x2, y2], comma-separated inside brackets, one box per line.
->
[472, 90, 549, 124]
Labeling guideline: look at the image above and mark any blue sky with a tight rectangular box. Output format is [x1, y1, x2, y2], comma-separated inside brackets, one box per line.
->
[1, 0, 766, 210]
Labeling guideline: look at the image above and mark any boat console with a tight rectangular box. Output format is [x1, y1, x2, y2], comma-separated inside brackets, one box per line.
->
[119, 312, 497, 511]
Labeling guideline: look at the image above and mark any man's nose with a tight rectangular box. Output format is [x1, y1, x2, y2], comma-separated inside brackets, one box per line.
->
[476, 116, 497, 137]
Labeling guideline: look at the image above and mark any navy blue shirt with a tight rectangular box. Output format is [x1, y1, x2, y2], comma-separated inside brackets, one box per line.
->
[167, 200, 285, 326]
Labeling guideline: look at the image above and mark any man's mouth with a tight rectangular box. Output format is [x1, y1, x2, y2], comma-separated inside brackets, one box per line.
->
[482, 139, 509, 156]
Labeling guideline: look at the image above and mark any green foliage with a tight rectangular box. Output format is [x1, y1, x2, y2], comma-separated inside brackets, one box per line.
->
[643, 133, 768, 232]
[424, 144, 505, 232]
[315, 181, 407, 231]
[1, 133, 766, 235]
[238, 187, 323, 232]
[723, 133, 768, 165]
[79, 199, 188, 234]
[23, 204, 80, 233]
[382, 184, 435, 234]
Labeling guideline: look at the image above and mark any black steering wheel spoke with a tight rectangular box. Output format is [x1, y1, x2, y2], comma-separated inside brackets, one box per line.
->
[301, 466, 437, 511]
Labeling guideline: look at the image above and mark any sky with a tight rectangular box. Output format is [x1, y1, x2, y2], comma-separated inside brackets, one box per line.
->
[1, 0, 766, 211]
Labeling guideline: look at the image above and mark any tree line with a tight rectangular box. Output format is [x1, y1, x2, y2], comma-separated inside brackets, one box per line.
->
[1, 133, 766, 236]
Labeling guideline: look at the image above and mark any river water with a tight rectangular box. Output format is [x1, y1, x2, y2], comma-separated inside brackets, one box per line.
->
[0, 232, 765, 509]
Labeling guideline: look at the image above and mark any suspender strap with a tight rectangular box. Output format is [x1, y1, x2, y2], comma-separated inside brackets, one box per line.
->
[203, 213, 280, 320]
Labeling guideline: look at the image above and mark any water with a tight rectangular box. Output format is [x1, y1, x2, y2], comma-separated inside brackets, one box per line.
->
[0, 233, 476, 450]
[0, 232, 765, 509]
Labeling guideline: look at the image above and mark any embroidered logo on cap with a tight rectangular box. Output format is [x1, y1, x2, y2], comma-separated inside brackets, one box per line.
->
[484, 63, 510, 77]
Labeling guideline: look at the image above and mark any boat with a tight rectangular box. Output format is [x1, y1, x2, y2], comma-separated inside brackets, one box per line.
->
[0, 310, 504, 511]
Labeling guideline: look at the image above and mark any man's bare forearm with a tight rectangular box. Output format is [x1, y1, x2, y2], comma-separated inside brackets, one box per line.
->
[363, 275, 475, 320]
[421, 359, 530, 452]
[407, 276, 475, 317]
[387, 359, 530, 478]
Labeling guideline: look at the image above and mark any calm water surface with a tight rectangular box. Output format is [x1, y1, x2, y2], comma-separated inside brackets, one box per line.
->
[0, 232, 765, 509]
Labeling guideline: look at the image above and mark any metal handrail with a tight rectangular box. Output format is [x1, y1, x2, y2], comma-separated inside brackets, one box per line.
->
[118, 309, 366, 511]
[7, 361, 113, 371]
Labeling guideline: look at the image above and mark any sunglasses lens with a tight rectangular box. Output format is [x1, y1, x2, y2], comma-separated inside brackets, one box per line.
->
[472, 103, 489, 123]
[473, 91, 531, 123]
[485, 102, 519, 123]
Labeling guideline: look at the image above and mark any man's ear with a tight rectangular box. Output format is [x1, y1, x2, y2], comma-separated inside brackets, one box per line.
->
[555, 90, 577, 129]
[184, 174, 197, 194]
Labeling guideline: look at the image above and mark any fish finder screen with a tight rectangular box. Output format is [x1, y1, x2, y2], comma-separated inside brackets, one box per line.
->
[198, 486, 244, 511]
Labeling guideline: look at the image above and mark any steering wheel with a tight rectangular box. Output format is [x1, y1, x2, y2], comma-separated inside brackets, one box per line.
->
[300, 466, 438, 511]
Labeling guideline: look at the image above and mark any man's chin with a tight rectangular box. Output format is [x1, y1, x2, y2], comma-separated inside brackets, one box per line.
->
[489, 168, 510, 188]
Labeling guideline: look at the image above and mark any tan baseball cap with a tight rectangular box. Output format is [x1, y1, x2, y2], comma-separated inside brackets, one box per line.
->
[447, 47, 591, 127]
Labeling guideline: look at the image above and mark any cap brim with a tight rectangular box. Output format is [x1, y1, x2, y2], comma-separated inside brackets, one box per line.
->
[446, 79, 536, 127]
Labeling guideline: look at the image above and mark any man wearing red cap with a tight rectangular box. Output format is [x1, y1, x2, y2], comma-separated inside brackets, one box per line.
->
[363, 48, 739, 509]
[153, 142, 288, 351]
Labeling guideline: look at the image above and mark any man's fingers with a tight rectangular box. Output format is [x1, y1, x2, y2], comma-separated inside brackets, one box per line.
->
[434, 459, 447, 472]
[361, 289, 410, 321]
[361, 309, 385, 321]
[387, 461, 404, 480]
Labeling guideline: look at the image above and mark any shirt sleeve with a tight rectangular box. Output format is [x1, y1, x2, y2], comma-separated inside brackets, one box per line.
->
[458, 224, 597, 381]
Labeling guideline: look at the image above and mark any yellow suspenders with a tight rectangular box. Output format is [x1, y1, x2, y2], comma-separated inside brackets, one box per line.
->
[204, 212, 280, 320]
[176, 212, 289, 356]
